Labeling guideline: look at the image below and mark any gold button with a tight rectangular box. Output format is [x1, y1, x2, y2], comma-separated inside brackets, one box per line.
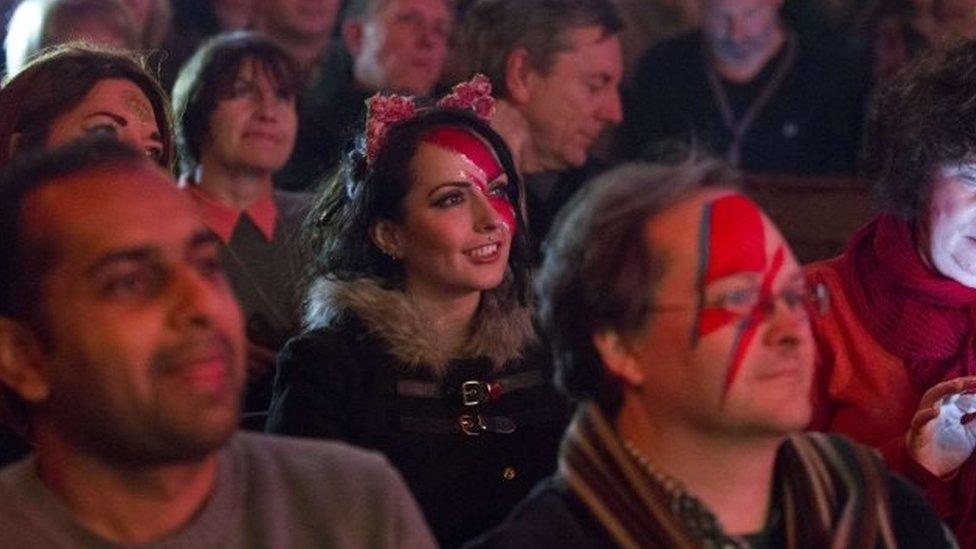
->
[502, 466, 517, 481]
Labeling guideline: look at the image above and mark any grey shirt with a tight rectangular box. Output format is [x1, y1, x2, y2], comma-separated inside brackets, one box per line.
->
[0, 432, 437, 548]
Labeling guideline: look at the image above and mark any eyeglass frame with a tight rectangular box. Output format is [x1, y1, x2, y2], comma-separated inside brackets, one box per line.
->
[647, 281, 829, 319]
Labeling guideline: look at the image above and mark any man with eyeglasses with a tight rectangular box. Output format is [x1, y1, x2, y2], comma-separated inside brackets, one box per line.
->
[468, 161, 951, 547]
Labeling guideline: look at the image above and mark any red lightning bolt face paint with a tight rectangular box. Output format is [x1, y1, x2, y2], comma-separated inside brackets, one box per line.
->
[692, 195, 782, 395]
[695, 195, 766, 339]
[421, 126, 516, 234]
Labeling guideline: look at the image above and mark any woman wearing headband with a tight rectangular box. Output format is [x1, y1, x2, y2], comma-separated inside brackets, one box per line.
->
[266, 77, 568, 547]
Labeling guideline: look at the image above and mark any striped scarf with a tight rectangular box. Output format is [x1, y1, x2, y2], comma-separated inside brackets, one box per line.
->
[559, 404, 898, 548]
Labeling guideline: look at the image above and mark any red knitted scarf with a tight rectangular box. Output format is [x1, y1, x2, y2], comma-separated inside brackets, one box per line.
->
[837, 214, 976, 389]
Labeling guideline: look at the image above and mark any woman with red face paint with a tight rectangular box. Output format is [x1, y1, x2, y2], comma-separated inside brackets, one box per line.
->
[806, 41, 976, 546]
[265, 86, 569, 547]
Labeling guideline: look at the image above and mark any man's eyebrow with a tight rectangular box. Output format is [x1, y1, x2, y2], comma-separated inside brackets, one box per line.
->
[188, 229, 222, 250]
[704, 272, 763, 286]
[85, 247, 156, 276]
[782, 271, 806, 286]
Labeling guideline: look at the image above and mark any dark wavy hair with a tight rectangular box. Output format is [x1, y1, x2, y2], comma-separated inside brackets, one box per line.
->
[306, 108, 531, 301]
[0, 43, 173, 169]
[862, 39, 976, 221]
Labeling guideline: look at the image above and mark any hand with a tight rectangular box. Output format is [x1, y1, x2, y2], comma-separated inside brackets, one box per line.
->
[246, 342, 278, 384]
[907, 376, 976, 477]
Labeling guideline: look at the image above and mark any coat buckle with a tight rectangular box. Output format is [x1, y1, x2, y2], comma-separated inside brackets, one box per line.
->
[458, 414, 487, 436]
[461, 381, 490, 406]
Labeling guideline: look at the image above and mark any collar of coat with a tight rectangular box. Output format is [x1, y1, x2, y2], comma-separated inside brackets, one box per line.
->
[304, 276, 536, 378]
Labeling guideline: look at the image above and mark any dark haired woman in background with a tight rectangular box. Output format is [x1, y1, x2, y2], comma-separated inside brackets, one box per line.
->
[266, 84, 568, 547]
[0, 44, 172, 167]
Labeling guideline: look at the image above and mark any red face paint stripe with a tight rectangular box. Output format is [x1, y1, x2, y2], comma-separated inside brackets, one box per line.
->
[704, 195, 765, 283]
[722, 246, 786, 396]
[698, 195, 767, 340]
[423, 127, 503, 181]
[422, 126, 516, 234]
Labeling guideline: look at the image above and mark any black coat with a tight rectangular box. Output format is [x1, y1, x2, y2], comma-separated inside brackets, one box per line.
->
[468, 472, 954, 548]
[266, 278, 570, 548]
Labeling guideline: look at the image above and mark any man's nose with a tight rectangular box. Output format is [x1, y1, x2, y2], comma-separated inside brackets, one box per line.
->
[600, 88, 624, 124]
[171, 266, 223, 328]
[762, 298, 809, 348]
[727, 16, 748, 43]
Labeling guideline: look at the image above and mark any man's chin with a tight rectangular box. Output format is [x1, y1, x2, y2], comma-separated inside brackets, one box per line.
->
[558, 150, 589, 171]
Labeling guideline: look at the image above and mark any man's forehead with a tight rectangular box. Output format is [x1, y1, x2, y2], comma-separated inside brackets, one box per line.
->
[380, 0, 452, 17]
[23, 167, 203, 259]
[644, 190, 780, 275]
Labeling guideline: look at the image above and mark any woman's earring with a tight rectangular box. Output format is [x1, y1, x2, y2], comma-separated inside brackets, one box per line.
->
[383, 248, 400, 260]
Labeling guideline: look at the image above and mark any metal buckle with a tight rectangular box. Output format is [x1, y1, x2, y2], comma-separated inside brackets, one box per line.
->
[461, 381, 489, 406]
[458, 414, 487, 436]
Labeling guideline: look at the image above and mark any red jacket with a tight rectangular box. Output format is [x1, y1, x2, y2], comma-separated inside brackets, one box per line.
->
[807, 257, 969, 545]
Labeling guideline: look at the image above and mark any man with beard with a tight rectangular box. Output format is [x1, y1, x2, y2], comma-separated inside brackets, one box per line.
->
[0, 138, 435, 548]
[618, 0, 869, 176]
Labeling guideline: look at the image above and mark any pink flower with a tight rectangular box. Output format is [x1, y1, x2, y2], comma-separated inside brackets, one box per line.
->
[437, 74, 495, 120]
[364, 74, 497, 165]
[365, 93, 417, 163]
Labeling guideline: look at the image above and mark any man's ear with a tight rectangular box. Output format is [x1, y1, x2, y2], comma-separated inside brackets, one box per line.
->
[0, 318, 50, 404]
[504, 47, 535, 105]
[592, 330, 645, 387]
[342, 19, 365, 57]
[369, 219, 403, 260]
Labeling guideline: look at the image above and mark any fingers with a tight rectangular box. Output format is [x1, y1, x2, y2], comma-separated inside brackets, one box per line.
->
[911, 405, 941, 432]
[953, 392, 976, 414]
[919, 376, 976, 409]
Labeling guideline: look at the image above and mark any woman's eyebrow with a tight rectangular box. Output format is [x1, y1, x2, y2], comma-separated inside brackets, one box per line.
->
[83, 111, 128, 126]
[426, 181, 472, 198]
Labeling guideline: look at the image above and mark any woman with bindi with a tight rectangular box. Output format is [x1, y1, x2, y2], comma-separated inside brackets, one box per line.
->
[0, 43, 171, 465]
[265, 78, 569, 548]
[0, 44, 172, 168]
[806, 41, 976, 545]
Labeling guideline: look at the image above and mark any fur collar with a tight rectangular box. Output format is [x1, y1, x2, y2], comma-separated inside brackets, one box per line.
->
[304, 277, 537, 377]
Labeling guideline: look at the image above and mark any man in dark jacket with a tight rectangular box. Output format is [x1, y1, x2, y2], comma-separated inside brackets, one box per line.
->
[618, 0, 869, 175]
[470, 161, 954, 547]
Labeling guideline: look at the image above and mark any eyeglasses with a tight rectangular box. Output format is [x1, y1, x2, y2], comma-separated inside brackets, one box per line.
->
[652, 282, 829, 318]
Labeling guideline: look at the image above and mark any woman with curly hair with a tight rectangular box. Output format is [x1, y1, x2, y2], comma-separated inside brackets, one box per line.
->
[807, 40, 976, 546]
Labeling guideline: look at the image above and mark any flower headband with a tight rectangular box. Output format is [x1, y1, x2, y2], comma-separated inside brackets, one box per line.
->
[364, 74, 496, 164]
